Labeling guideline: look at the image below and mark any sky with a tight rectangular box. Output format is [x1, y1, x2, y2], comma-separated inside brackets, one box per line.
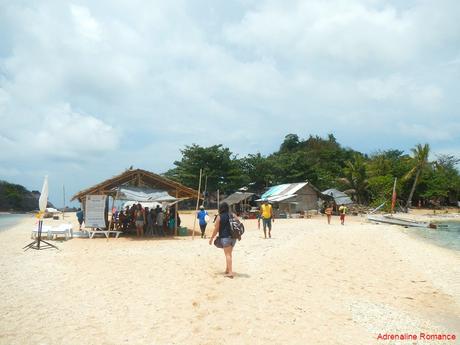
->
[0, 0, 459, 206]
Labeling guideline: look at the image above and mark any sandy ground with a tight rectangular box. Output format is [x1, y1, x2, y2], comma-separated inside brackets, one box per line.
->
[0, 211, 459, 345]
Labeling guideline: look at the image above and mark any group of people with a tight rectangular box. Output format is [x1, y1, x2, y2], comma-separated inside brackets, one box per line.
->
[207, 199, 351, 278]
[114, 203, 180, 237]
[324, 204, 348, 225]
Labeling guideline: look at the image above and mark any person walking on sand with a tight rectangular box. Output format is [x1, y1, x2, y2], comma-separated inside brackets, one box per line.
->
[339, 205, 348, 225]
[209, 202, 236, 279]
[76, 208, 84, 231]
[197, 205, 209, 238]
[325, 204, 333, 225]
[260, 199, 274, 238]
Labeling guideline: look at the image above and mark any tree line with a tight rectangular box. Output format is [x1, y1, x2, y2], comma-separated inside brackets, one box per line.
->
[164, 134, 460, 209]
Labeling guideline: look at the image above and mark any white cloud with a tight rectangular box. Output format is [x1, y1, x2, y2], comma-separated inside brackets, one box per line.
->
[0, 0, 459, 203]
[397, 122, 460, 142]
[356, 76, 443, 110]
[224, 0, 418, 65]
[70, 4, 103, 42]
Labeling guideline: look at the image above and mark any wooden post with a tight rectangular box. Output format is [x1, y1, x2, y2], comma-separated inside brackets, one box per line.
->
[174, 190, 178, 236]
[192, 169, 203, 240]
[107, 189, 119, 240]
[62, 184, 65, 220]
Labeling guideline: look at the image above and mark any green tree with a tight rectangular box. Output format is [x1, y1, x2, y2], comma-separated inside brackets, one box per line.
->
[339, 154, 369, 204]
[279, 134, 301, 153]
[240, 153, 274, 191]
[405, 143, 430, 208]
[421, 154, 460, 204]
[164, 144, 245, 193]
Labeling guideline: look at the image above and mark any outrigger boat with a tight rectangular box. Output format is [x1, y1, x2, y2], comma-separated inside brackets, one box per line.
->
[366, 177, 437, 229]
[367, 214, 437, 229]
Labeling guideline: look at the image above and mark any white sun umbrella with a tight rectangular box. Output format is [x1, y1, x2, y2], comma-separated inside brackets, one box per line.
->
[23, 175, 58, 250]
[39, 175, 49, 214]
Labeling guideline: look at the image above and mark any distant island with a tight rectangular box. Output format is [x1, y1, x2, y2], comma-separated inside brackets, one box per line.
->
[0, 180, 54, 212]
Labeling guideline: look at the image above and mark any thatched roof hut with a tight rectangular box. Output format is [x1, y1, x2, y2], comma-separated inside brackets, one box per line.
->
[71, 168, 198, 202]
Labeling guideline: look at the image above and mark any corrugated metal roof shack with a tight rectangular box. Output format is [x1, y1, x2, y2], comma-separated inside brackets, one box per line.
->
[220, 192, 256, 216]
[258, 182, 323, 217]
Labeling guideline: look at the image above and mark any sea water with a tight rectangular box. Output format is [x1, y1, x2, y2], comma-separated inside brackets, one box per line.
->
[0, 213, 29, 232]
[406, 221, 460, 252]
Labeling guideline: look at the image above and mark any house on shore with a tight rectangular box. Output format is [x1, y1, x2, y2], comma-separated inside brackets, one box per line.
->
[258, 182, 323, 216]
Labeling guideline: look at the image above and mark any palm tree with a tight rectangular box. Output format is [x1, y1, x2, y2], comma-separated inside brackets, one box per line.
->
[339, 154, 368, 204]
[405, 143, 430, 208]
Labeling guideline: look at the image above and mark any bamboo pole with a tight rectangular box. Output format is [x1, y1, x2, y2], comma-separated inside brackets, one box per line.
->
[107, 189, 119, 240]
[192, 169, 203, 240]
[391, 177, 397, 214]
[203, 175, 208, 207]
[174, 189, 178, 236]
[62, 184, 65, 220]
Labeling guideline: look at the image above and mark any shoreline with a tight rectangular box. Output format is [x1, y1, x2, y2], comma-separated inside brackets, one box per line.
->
[0, 213, 458, 344]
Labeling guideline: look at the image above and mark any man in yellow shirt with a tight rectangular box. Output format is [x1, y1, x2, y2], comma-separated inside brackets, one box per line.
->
[338, 205, 348, 225]
[260, 199, 273, 238]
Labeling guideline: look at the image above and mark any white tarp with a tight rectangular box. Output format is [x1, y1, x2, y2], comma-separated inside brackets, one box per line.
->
[85, 195, 107, 228]
[122, 201, 162, 210]
[117, 186, 177, 202]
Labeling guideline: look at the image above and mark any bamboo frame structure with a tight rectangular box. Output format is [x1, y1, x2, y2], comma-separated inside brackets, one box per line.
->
[71, 169, 199, 202]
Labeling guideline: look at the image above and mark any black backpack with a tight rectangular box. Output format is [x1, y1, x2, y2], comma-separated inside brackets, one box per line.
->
[229, 213, 245, 241]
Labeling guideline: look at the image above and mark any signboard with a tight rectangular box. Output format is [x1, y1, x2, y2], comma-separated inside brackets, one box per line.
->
[85, 195, 107, 229]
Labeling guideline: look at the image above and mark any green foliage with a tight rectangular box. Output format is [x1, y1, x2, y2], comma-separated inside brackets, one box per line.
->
[240, 153, 275, 190]
[270, 134, 355, 189]
[164, 144, 246, 193]
[339, 154, 369, 204]
[165, 136, 460, 206]
[368, 175, 396, 201]
[0, 181, 39, 211]
[420, 155, 460, 201]
[405, 143, 431, 207]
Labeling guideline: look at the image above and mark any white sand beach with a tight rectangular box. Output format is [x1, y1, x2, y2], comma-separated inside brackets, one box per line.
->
[0, 212, 459, 345]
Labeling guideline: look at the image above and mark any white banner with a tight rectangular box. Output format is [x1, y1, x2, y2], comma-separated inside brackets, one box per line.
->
[85, 195, 107, 229]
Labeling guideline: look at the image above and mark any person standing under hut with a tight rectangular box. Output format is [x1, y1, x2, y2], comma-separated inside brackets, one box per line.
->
[260, 199, 274, 238]
[209, 202, 236, 279]
[155, 207, 165, 236]
[197, 205, 208, 238]
[76, 208, 84, 231]
[338, 204, 348, 225]
[134, 204, 146, 237]
[145, 207, 155, 236]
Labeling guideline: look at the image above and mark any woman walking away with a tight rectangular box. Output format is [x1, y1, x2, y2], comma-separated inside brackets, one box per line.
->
[209, 202, 236, 279]
[134, 204, 145, 237]
[197, 205, 208, 238]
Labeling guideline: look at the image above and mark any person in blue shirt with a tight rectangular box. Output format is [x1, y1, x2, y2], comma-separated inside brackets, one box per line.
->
[197, 205, 208, 238]
[76, 208, 84, 231]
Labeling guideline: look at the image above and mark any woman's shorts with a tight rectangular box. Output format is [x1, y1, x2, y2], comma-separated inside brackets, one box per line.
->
[135, 220, 144, 227]
[221, 237, 236, 248]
